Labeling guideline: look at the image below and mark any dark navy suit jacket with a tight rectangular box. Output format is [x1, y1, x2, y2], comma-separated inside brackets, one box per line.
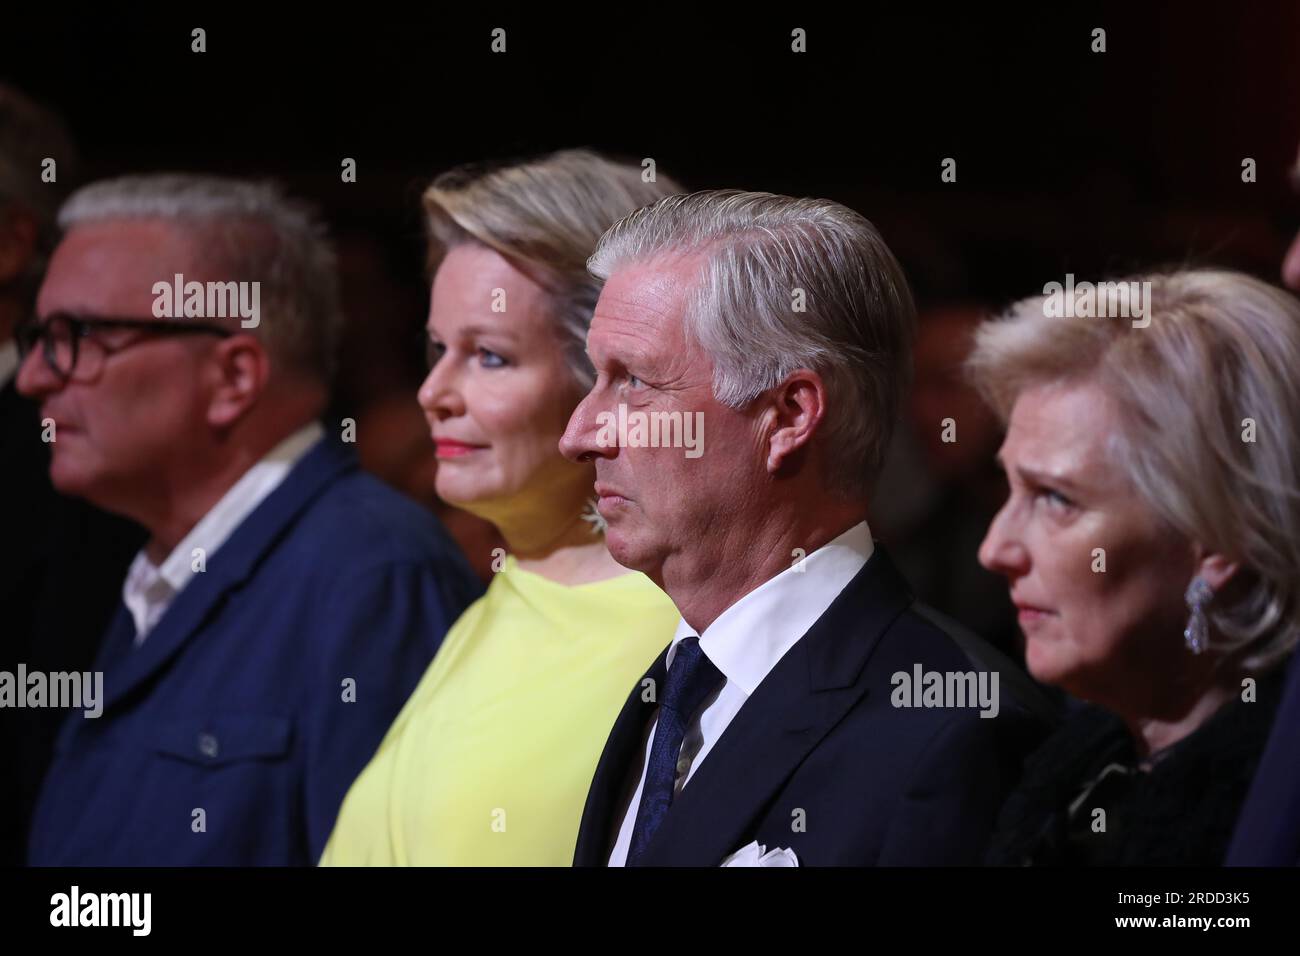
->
[1227, 652, 1300, 865]
[573, 547, 1055, 866]
[27, 436, 482, 866]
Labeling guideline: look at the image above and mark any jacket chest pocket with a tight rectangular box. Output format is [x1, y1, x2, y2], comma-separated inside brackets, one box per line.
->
[146, 714, 293, 767]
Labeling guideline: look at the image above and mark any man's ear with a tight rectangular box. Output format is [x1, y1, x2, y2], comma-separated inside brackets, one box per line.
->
[206, 334, 270, 429]
[0, 210, 38, 285]
[765, 368, 827, 473]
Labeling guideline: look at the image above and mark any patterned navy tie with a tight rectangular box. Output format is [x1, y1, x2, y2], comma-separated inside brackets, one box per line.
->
[627, 635, 725, 865]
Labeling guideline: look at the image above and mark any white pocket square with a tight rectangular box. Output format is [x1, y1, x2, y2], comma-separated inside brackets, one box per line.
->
[720, 841, 799, 867]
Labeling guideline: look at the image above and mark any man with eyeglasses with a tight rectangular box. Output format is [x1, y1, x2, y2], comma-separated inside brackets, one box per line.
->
[19, 174, 482, 866]
[1227, 145, 1300, 867]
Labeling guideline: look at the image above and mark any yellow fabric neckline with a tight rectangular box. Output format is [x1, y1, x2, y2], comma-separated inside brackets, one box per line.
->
[499, 552, 652, 593]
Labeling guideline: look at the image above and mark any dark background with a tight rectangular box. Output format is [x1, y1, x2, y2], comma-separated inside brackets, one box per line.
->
[3, 0, 1298, 706]
[4, 0, 1299, 651]
[6, 4, 1298, 293]
[2, 0, 1298, 870]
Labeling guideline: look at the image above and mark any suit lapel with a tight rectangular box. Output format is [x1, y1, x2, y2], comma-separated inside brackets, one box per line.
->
[634, 547, 915, 866]
[573, 646, 669, 866]
[98, 436, 355, 714]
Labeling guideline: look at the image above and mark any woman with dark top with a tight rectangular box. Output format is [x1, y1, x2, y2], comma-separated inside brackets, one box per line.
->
[968, 270, 1300, 865]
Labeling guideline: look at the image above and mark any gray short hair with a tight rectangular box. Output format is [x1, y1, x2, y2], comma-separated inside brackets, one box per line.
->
[423, 149, 684, 393]
[589, 189, 916, 498]
[967, 269, 1300, 674]
[59, 173, 342, 383]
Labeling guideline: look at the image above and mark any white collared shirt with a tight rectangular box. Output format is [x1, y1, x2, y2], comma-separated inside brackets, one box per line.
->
[606, 519, 875, 866]
[122, 421, 325, 644]
[0, 340, 18, 390]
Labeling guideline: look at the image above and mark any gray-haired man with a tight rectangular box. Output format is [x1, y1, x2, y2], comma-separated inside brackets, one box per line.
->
[562, 190, 1053, 866]
[18, 174, 481, 865]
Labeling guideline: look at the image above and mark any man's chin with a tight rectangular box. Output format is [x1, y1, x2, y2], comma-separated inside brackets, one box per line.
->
[603, 526, 651, 574]
[47, 456, 96, 501]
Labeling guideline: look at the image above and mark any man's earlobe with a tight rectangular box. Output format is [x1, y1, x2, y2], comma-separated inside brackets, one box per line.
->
[765, 373, 827, 473]
[767, 428, 797, 472]
[207, 336, 269, 428]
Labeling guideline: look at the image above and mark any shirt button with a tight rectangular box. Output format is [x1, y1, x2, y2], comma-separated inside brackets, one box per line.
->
[198, 733, 219, 759]
[676, 756, 691, 775]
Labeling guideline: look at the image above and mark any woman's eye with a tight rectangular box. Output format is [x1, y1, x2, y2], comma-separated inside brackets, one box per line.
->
[1038, 488, 1075, 511]
[425, 339, 446, 367]
[478, 348, 506, 368]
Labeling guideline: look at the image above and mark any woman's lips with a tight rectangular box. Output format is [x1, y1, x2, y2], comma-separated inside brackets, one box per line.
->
[433, 439, 486, 459]
[1013, 601, 1056, 626]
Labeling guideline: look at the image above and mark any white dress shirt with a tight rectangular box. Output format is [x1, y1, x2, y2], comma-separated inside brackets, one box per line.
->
[122, 421, 325, 644]
[0, 339, 18, 390]
[607, 518, 875, 865]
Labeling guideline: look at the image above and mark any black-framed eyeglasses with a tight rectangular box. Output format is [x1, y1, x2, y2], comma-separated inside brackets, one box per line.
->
[16, 313, 236, 382]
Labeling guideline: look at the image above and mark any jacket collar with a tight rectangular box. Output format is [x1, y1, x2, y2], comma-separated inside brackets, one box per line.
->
[91, 435, 356, 716]
[574, 545, 914, 866]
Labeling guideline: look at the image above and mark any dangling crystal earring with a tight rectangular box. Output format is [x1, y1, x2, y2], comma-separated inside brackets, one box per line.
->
[580, 497, 607, 536]
[1183, 577, 1214, 655]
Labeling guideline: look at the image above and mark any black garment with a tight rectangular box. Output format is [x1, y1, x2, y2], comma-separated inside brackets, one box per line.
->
[986, 669, 1285, 866]
[888, 481, 1020, 662]
[574, 546, 1057, 866]
[0, 377, 144, 865]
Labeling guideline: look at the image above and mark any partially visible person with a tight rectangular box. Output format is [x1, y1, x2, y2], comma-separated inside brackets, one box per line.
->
[879, 302, 1020, 659]
[0, 84, 144, 866]
[1228, 149, 1300, 866]
[21, 174, 481, 865]
[320, 150, 684, 866]
[971, 269, 1300, 865]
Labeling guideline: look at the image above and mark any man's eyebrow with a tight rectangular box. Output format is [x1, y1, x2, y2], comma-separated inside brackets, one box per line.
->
[584, 339, 622, 365]
[1014, 464, 1081, 491]
[36, 309, 110, 322]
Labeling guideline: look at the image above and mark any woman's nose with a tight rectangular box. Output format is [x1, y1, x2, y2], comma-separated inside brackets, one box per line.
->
[417, 359, 462, 421]
[978, 505, 1030, 578]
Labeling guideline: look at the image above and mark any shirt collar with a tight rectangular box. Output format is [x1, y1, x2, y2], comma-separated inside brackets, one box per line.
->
[667, 519, 874, 696]
[123, 420, 325, 635]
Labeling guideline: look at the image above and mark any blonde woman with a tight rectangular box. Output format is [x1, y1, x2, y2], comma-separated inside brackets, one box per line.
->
[321, 151, 684, 865]
[969, 270, 1300, 865]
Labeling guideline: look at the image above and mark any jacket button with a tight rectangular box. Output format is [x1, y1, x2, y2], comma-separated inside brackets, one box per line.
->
[198, 733, 219, 759]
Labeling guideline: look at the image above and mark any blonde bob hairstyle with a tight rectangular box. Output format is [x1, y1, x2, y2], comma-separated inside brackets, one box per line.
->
[422, 149, 683, 392]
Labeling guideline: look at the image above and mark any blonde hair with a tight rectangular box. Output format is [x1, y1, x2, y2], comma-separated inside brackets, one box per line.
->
[967, 269, 1300, 673]
[422, 149, 683, 390]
